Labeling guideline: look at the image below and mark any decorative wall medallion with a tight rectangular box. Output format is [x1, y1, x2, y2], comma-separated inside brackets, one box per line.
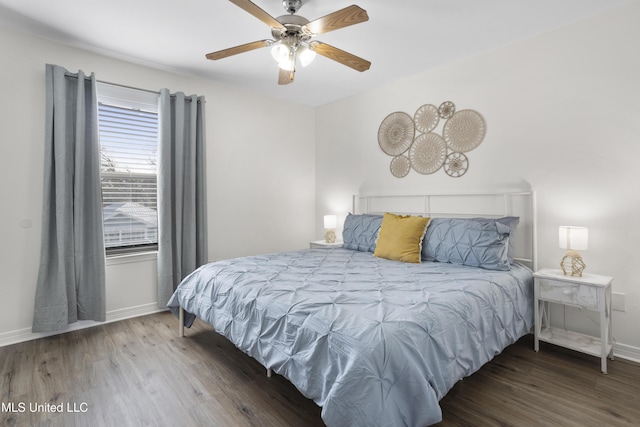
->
[390, 155, 411, 178]
[443, 109, 486, 153]
[444, 152, 469, 177]
[438, 101, 455, 119]
[378, 102, 485, 178]
[409, 133, 447, 174]
[413, 104, 439, 133]
[378, 111, 415, 155]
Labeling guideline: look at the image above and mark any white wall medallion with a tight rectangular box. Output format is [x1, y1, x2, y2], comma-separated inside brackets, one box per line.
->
[390, 155, 411, 178]
[378, 101, 486, 178]
[409, 132, 447, 174]
[413, 104, 439, 133]
[378, 111, 415, 155]
[444, 152, 469, 177]
[443, 109, 486, 153]
[438, 101, 455, 119]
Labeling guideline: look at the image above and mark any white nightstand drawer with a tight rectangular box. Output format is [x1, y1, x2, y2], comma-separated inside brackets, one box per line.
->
[537, 278, 598, 310]
[309, 240, 343, 249]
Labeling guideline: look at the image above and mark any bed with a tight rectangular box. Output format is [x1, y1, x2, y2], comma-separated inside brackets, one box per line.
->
[167, 192, 537, 426]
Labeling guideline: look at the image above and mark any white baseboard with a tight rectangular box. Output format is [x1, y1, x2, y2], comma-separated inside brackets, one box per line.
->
[614, 342, 640, 364]
[0, 303, 166, 348]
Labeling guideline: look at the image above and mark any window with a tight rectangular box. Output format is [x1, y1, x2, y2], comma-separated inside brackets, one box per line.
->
[97, 83, 159, 255]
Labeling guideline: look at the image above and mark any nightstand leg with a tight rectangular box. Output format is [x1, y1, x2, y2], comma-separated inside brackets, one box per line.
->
[607, 288, 614, 361]
[600, 288, 608, 374]
[534, 285, 540, 352]
[535, 301, 549, 352]
[534, 306, 539, 352]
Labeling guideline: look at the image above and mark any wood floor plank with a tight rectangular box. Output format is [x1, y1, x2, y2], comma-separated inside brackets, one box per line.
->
[1, 312, 639, 427]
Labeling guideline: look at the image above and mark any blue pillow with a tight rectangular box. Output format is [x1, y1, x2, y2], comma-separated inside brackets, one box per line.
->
[422, 217, 511, 271]
[472, 216, 519, 264]
[342, 213, 383, 253]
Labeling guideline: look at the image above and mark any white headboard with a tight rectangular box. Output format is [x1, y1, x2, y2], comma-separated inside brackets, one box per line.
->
[353, 191, 537, 270]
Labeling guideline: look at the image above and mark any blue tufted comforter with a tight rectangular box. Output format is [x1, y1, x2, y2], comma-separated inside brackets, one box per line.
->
[167, 248, 533, 426]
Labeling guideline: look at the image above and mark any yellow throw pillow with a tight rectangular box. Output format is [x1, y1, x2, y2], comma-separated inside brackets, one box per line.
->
[373, 213, 430, 263]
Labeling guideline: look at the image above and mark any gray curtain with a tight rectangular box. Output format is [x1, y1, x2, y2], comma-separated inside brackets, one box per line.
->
[33, 64, 106, 332]
[157, 89, 208, 307]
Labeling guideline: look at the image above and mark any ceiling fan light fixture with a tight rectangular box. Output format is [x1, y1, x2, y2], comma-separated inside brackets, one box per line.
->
[278, 57, 296, 71]
[271, 42, 296, 71]
[270, 42, 291, 63]
[298, 45, 316, 67]
[278, 50, 296, 71]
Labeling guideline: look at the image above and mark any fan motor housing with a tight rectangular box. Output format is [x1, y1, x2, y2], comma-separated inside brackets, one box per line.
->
[275, 14, 309, 27]
[272, 14, 311, 42]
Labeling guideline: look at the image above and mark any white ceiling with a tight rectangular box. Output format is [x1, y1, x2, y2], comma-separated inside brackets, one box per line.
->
[0, 0, 632, 106]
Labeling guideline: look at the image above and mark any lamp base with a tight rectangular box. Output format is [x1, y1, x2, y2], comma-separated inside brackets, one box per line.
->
[324, 229, 336, 243]
[561, 252, 586, 277]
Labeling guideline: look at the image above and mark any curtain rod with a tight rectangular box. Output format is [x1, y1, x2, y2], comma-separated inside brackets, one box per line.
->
[64, 71, 158, 94]
[63, 71, 203, 102]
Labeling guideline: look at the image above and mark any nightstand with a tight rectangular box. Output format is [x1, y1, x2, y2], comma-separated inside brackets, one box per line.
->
[533, 268, 613, 373]
[309, 240, 343, 249]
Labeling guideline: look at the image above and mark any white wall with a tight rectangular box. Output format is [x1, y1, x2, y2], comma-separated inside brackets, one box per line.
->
[0, 26, 316, 342]
[315, 2, 640, 354]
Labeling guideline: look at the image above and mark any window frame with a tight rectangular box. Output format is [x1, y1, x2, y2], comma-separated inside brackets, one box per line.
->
[97, 82, 160, 257]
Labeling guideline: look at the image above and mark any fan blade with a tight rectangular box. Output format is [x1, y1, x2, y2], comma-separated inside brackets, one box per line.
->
[304, 5, 368, 35]
[229, 0, 285, 30]
[311, 42, 371, 72]
[206, 40, 270, 60]
[278, 67, 294, 85]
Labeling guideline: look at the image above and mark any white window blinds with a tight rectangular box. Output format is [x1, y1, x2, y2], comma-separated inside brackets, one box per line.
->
[98, 102, 159, 251]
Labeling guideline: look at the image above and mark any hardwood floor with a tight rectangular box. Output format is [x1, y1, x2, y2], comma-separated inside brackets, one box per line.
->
[1, 311, 639, 426]
[439, 338, 640, 426]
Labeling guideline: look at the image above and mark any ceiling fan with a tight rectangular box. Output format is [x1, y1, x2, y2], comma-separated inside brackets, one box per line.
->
[206, 0, 371, 85]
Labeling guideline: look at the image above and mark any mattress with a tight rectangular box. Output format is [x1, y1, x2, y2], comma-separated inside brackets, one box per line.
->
[167, 247, 533, 426]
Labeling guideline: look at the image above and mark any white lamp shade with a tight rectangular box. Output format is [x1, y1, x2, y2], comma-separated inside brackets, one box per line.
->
[271, 43, 290, 62]
[298, 46, 316, 67]
[277, 59, 295, 71]
[271, 42, 297, 71]
[324, 215, 337, 229]
[559, 226, 588, 251]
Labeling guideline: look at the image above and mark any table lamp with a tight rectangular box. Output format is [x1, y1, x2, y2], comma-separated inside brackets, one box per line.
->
[559, 226, 588, 277]
[324, 215, 337, 243]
